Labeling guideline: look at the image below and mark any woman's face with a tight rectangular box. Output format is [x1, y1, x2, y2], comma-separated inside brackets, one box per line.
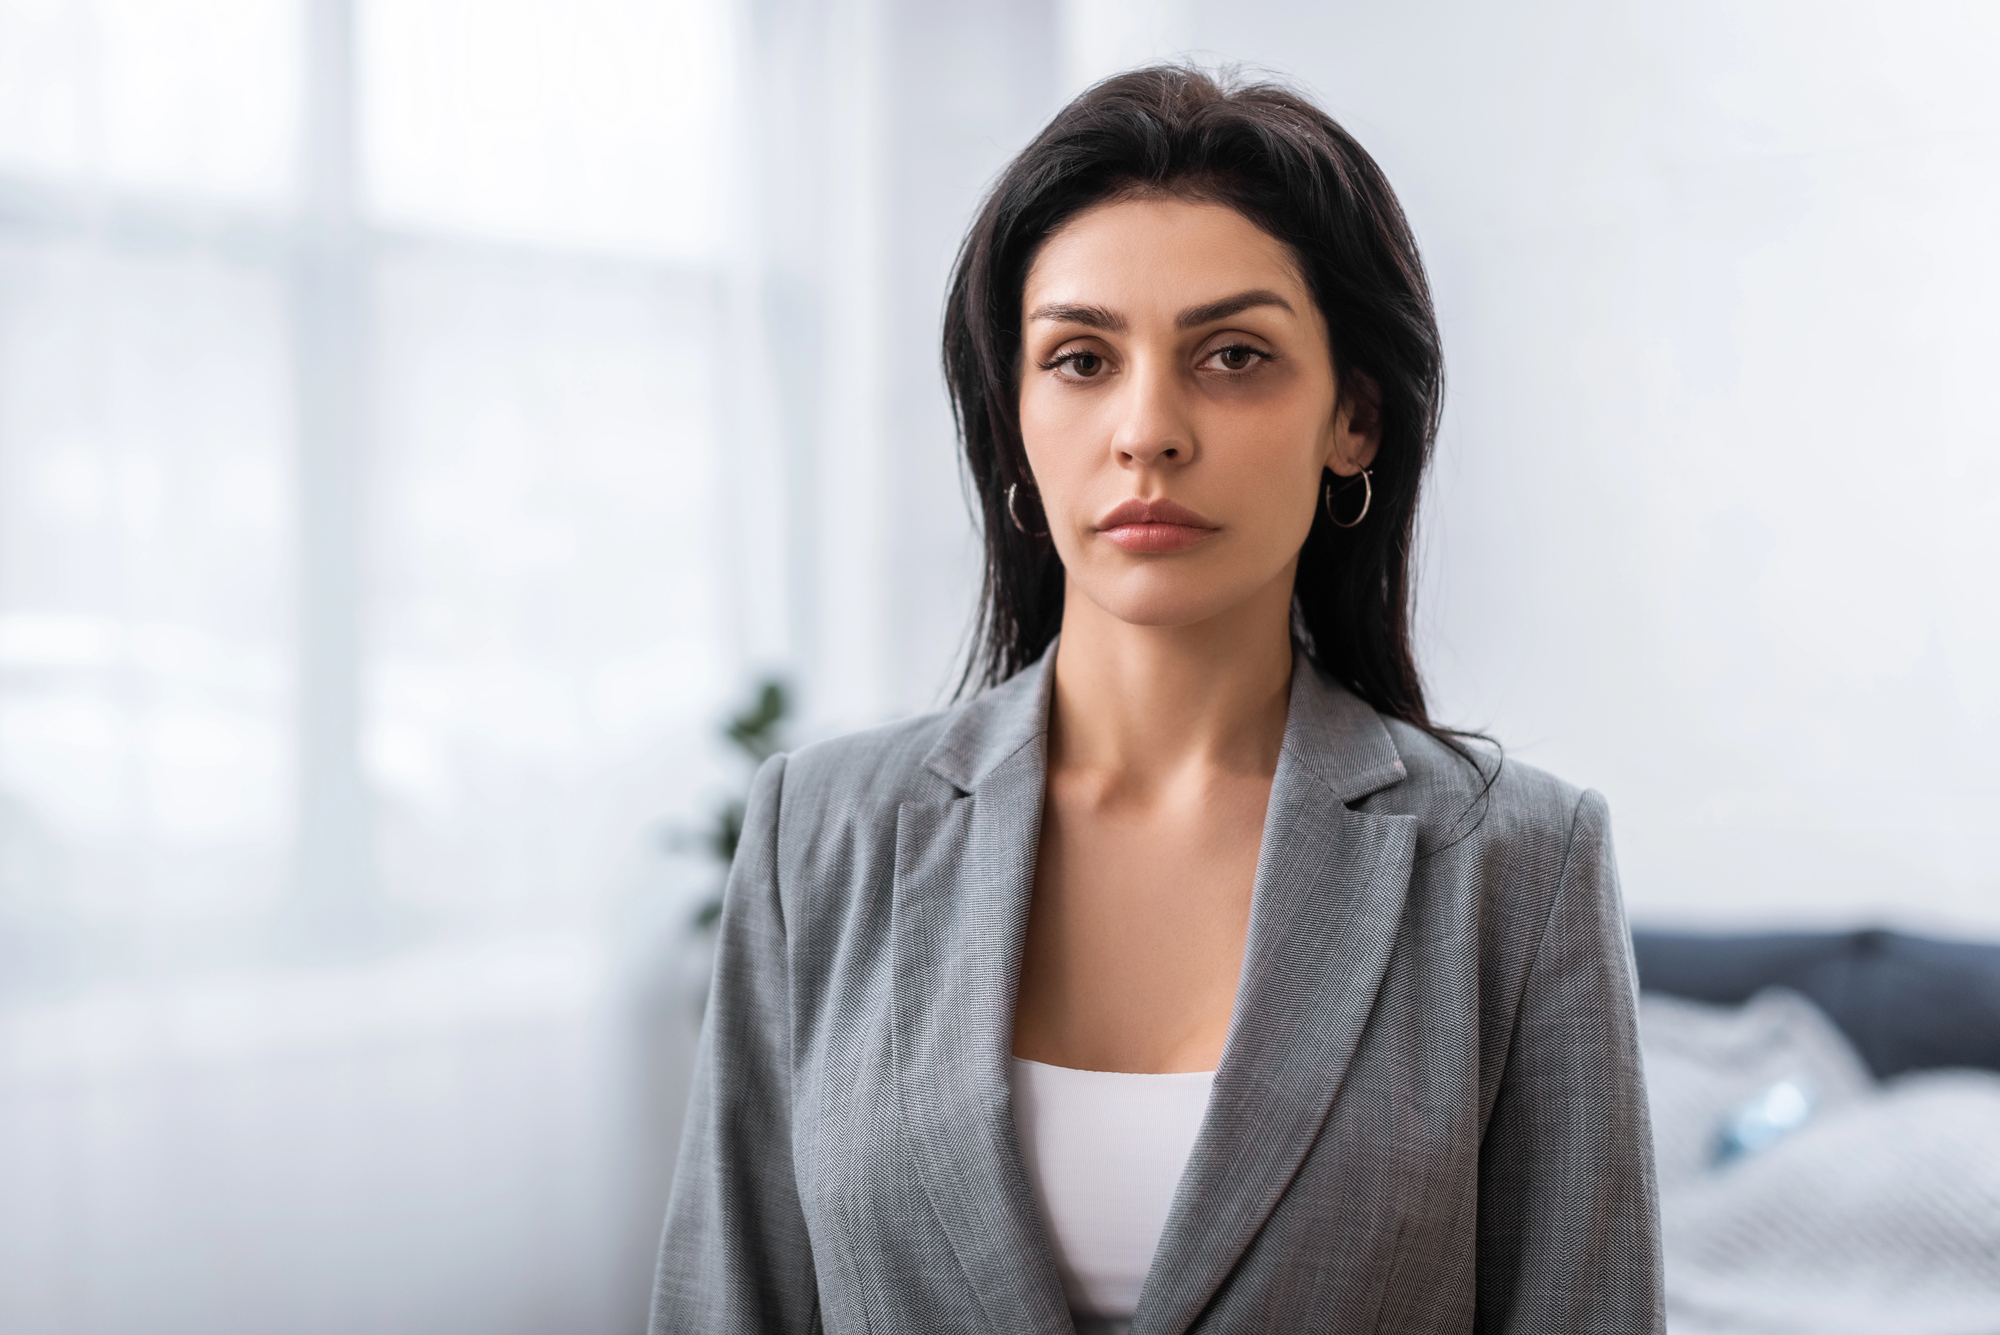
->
[1018, 195, 1377, 631]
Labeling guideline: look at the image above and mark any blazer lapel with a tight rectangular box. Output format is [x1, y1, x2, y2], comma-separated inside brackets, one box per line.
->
[1132, 661, 1418, 1335]
[892, 655, 1073, 1334]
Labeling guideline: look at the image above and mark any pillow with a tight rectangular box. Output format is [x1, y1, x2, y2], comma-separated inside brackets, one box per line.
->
[1632, 928, 2000, 1078]
[1639, 986, 1873, 1193]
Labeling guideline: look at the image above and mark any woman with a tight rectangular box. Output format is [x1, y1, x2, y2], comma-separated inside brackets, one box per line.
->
[653, 67, 1661, 1334]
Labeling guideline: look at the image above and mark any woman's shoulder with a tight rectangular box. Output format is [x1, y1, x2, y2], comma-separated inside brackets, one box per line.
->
[774, 670, 1038, 816]
[772, 661, 1050, 822]
[1373, 715, 1603, 849]
[773, 708, 962, 816]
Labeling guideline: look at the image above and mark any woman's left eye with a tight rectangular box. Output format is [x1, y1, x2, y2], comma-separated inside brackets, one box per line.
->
[1208, 345, 1265, 371]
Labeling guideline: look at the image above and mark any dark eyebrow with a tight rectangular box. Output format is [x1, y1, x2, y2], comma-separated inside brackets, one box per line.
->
[1026, 302, 1125, 332]
[1176, 289, 1294, 329]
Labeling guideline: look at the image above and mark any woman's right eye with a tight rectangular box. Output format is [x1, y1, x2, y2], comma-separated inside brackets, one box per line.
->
[1050, 350, 1104, 378]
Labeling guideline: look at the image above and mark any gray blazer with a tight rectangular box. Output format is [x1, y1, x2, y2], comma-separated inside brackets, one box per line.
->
[651, 649, 1664, 1334]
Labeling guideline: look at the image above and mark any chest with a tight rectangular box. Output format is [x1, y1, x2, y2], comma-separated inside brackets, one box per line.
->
[1013, 773, 1273, 1072]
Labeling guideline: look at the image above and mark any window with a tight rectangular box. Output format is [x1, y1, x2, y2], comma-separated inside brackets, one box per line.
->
[0, 0, 737, 985]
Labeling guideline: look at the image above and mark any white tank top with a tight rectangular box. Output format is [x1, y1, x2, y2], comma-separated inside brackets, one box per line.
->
[1009, 1057, 1217, 1323]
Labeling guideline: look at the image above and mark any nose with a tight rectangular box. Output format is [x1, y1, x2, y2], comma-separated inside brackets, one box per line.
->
[1110, 356, 1194, 469]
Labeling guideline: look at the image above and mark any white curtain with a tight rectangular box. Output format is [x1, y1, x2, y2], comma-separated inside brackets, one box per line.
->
[0, 2, 747, 1331]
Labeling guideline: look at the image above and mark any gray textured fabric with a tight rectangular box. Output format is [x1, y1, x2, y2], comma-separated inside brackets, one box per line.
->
[651, 648, 1664, 1334]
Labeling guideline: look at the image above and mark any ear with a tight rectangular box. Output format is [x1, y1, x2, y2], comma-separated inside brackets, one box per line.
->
[1326, 368, 1382, 476]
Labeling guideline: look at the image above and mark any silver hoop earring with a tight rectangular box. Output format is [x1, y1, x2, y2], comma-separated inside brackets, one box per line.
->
[1325, 468, 1372, 529]
[1006, 483, 1047, 538]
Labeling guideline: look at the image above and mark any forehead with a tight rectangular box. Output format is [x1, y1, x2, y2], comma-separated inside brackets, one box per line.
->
[1023, 196, 1308, 313]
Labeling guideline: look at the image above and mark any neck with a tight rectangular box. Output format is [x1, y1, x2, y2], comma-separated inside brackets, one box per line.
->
[1048, 569, 1296, 786]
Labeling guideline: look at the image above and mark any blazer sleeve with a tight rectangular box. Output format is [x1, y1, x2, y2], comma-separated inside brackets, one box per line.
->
[650, 754, 821, 1334]
[1475, 789, 1665, 1335]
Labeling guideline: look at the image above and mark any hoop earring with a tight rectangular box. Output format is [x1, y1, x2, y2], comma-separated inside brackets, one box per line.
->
[1006, 483, 1047, 538]
[1324, 468, 1372, 529]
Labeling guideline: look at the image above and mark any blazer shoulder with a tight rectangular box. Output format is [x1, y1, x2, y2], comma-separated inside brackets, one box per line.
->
[775, 704, 962, 820]
[775, 655, 1051, 822]
[1375, 717, 1600, 848]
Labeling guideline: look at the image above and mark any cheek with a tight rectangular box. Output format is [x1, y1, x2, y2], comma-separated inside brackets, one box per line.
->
[1244, 458, 1326, 557]
[1214, 400, 1334, 501]
[1017, 387, 1096, 491]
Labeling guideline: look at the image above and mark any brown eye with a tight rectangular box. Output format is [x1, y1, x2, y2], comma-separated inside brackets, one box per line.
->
[1217, 346, 1256, 371]
[1068, 352, 1103, 377]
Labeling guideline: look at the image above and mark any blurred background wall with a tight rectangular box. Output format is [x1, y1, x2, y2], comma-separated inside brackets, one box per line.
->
[0, 0, 1993, 1331]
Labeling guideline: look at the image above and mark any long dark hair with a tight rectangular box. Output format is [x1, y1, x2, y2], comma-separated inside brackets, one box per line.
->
[944, 65, 1447, 733]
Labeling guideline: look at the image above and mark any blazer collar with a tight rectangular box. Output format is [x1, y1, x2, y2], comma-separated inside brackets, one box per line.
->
[898, 642, 1415, 1335]
[894, 674, 1070, 1334]
[1274, 651, 1409, 804]
[1134, 671, 1419, 1335]
[920, 642, 1058, 795]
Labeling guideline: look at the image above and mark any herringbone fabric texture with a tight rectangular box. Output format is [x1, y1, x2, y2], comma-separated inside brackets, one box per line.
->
[651, 648, 1664, 1334]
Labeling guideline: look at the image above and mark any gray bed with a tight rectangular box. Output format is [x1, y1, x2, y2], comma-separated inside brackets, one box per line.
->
[1632, 929, 2000, 1335]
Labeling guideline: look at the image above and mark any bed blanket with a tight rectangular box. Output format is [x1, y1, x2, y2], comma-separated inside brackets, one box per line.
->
[1643, 991, 2000, 1335]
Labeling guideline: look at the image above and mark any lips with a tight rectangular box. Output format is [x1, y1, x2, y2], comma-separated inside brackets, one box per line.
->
[1096, 497, 1219, 554]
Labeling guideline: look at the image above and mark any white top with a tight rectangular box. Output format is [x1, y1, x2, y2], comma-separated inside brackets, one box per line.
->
[1009, 1057, 1217, 1320]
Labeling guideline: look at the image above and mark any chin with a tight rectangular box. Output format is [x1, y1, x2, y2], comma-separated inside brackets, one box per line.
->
[1074, 566, 1266, 631]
